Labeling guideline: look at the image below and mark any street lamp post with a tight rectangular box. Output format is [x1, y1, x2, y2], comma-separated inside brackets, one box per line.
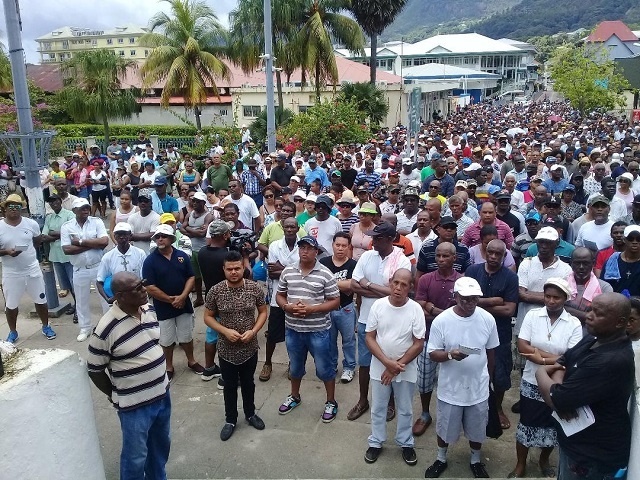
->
[263, 0, 276, 152]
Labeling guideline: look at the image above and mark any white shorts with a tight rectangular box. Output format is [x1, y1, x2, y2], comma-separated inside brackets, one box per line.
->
[436, 398, 488, 445]
[2, 275, 47, 310]
[159, 313, 194, 347]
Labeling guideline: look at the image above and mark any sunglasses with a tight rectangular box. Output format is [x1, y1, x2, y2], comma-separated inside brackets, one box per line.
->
[429, 185, 440, 189]
[337, 203, 353, 208]
[294, 199, 305, 203]
[264, 194, 274, 199]
[5, 204, 21, 210]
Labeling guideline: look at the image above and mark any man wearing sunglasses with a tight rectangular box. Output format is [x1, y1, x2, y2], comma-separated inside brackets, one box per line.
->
[0, 194, 56, 343]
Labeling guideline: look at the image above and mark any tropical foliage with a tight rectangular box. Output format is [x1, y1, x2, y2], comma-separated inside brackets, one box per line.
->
[278, 100, 369, 152]
[550, 44, 630, 114]
[249, 107, 295, 146]
[0, 47, 12, 92]
[58, 50, 139, 147]
[139, 0, 230, 129]
[338, 82, 388, 127]
[349, 0, 407, 83]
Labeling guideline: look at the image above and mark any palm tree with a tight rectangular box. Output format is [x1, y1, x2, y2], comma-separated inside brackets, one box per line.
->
[338, 81, 388, 127]
[249, 106, 295, 145]
[350, 0, 408, 84]
[58, 50, 139, 147]
[139, 0, 231, 130]
[295, 0, 365, 102]
[0, 48, 12, 92]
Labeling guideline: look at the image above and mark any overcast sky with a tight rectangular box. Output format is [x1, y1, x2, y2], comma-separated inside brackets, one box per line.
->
[0, 0, 238, 63]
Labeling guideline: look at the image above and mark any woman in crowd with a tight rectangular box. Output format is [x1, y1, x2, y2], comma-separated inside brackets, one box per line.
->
[126, 161, 141, 205]
[259, 186, 278, 226]
[89, 161, 109, 217]
[336, 195, 359, 233]
[349, 202, 377, 261]
[110, 165, 127, 209]
[510, 278, 582, 478]
[109, 190, 138, 243]
[177, 159, 201, 190]
[177, 184, 192, 211]
[615, 172, 636, 215]
[264, 194, 284, 228]
[178, 188, 196, 224]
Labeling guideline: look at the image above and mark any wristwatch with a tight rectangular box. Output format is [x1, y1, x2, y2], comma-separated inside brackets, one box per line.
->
[79, 238, 83, 246]
[447, 351, 453, 360]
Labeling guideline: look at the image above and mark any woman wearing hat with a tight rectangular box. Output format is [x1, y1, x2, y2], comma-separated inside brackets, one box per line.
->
[350, 202, 377, 261]
[336, 194, 358, 233]
[615, 172, 636, 215]
[509, 278, 581, 478]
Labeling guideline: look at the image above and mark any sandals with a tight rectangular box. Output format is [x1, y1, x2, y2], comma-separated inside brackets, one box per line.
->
[259, 363, 272, 382]
[58, 289, 69, 298]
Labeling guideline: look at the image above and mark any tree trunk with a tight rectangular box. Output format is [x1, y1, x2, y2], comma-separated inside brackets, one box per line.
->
[276, 70, 284, 111]
[315, 61, 321, 103]
[102, 116, 109, 153]
[194, 106, 202, 130]
[370, 34, 377, 84]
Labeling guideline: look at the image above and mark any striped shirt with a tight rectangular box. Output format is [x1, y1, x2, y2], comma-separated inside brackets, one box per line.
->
[277, 261, 340, 332]
[87, 303, 168, 411]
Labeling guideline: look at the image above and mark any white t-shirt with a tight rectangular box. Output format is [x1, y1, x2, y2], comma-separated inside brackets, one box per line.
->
[229, 194, 259, 230]
[575, 220, 614, 251]
[518, 307, 582, 386]
[352, 247, 412, 324]
[366, 297, 426, 383]
[96, 245, 147, 282]
[396, 210, 419, 233]
[427, 306, 500, 406]
[139, 171, 160, 196]
[127, 211, 160, 254]
[304, 216, 342, 255]
[406, 229, 437, 259]
[89, 169, 108, 191]
[0, 218, 42, 277]
[268, 239, 299, 307]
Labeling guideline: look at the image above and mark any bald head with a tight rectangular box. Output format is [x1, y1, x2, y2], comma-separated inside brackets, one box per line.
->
[111, 272, 140, 295]
[381, 213, 398, 227]
[426, 198, 442, 212]
[595, 292, 631, 320]
[392, 268, 414, 285]
[435, 241, 456, 256]
[487, 239, 506, 254]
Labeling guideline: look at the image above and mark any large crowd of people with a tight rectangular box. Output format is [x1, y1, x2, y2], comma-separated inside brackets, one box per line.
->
[0, 101, 638, 479]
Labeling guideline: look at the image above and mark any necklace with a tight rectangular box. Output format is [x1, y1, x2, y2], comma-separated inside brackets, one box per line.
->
[546, 315, 561, 340]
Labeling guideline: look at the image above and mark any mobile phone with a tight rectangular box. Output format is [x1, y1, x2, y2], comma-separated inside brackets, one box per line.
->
[14, 245, 28, 252]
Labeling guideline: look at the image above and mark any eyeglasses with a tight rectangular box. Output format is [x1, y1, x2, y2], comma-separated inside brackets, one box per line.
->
[264, 194, 274, 199]
[5, 204, 21, 210]
[117, 279, 148, 295]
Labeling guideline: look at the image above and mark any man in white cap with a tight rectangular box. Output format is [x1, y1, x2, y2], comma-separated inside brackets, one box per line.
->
[424, 277, 499, 478]
[61, 197, 109, 341]
[128, 193, 160, 254]
[96, 222, 147, 313]
[0, 194, 56, 343]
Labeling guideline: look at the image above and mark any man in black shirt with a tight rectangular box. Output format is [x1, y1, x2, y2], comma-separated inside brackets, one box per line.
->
[537, 292, 634, 479]
[198, 220, 233, 382]
[339, 155, 357, 190]
[320, 232, 358, 383]
[495, 190, 521, 237]
[270, 152, 295, 192]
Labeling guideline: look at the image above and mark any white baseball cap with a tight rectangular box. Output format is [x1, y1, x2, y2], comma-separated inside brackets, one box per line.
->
[536, 226, 559, 241]
[290, 175, 301, 183]
[152, 224, 176, 239]
[113, 222, 132, 233]
[71, 198, 90, 209]
[193, 191, 207, 202]
[293, 190, 307, 200]
[624, 225, 640, 237]
[544, 277, 572, 298]
[453, 277, 483, 297]
[464, 163, 482, 172]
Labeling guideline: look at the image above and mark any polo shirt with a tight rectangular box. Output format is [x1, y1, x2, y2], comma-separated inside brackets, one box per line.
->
[277, 261, 339, 332]
[416, 238, 472, 274]
[396, 210, 418, 234]
[60, 216, 108, 268]
[415, 269, 462, 339]
[157, 194, 179, 214]
[142, 247, 195, 320]
[96, 245, 147, 283]
[87, 303, 168, 411]
[42, 208, 75, 263]
[354, 170, 381, 192]
[258, 221, 305, 247]
[525, 239, 575, 264]
[270, 165, 296, 187]
[465, 264, 519, 342]
[550, 335, 634, 470]
[461, 218, 515, 250]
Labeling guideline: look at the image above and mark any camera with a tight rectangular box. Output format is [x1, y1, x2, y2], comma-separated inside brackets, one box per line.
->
[229, 230, 257, 255]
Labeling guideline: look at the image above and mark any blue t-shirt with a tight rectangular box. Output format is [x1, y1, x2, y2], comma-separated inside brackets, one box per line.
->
[142, 247, 195, 320]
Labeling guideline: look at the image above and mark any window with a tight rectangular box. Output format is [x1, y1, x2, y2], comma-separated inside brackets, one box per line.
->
[243, 105, 262, 117]
[402, 59, 412, 67]
[107, 38, 113, 45]
[118, 38, 124, 44]
[48, 54, 55, 60]
[129, 37, 135, 44]
[298, 106, 309, 113]
[62, 40, 69, 49]
[144, 50, 149, 57]
[42, 42, 51, 51]
[92, 39, 97, 46]
[119, 50, 125, 56]
[219, 109, 228, 116]
[130, 50, 136, 56]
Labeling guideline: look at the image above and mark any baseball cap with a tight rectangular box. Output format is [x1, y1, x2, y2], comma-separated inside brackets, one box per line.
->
[550, 164, 562, 172]
[137, 193, 152, 202]
[587, 194, 610, 207]
[483, 154, 493, 162]
[293, 190, 307, 200]
[466, 179, 478, 187]
[544, 277, 572, 298]
[159, 213, 176, 224]
[455, 180, 468, 189]
[462, 158, 472, 166]
[525, 211, 541, 223]
[290, 175, 301, 183]
[308, 156, 317, 163]
[192, 191, 207, 202]
[297, 235, 323, 251]
[152, 224, 176, 239]
[402, 158, 413, 165]
[315, 194, 333, 208]
[625, 224, 640, 238]
[331, 170, 342, 177]
[453, 277, 483, 297]
[358, 202, 377, 214]
[618, 172, 634, 183]
[364, 221, 396, 237]
[403, 187, 420, 197]
[464, 163, 482, 172]
[545, 197, 561, 207]
[113, 222, 133, 233]
[536, 226, 559, 241]
[495, 190, 511, 200]
[543, 215, 563, 228]
[563, 184, 576, 192]
[208, 220, 234, 236]
[438, 216, 458, 228]
[545, 156, 557, 163]
[72, 198, 90, 209]
[487, 185, 501, 195]
[153, 177, 167, 186]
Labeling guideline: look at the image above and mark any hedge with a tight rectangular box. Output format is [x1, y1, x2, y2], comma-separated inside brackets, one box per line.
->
[52, 124, 233, 137]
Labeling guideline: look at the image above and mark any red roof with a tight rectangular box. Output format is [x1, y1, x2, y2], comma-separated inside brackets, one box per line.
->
[587, 21, 638, 42]
[138, 95, 232, 105]
[26, 64, 64, 92]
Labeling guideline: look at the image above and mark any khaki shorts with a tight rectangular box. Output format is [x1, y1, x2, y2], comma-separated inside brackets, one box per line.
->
[159, 313, 194, 346]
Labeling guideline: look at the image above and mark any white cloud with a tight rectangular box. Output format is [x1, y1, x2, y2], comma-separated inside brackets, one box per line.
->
[0, 0, 237, 63]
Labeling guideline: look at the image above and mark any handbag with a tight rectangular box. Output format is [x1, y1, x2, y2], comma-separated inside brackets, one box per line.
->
[486, 384, 503, 439]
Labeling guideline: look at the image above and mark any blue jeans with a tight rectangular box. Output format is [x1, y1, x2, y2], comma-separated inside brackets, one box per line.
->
[53, 261, 74, 293]
[369, 379, 415, 448]
[558, 448, 624, 480]
[285, 327, 334, 382]
[249, 192, 263, 208]
[117, 394, 171, 480]
[329, 302, 356, 372]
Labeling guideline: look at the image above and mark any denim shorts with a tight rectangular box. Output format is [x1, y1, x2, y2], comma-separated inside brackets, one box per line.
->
[357, 322, 372, 367]
[285, 327, 334, 382]
[205, 326, 219, 344]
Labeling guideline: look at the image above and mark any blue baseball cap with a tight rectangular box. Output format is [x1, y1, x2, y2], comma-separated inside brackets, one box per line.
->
[488, 185, 501, 194]
[462, 157, 472, 166]
[516, 180, 530, 192]
[525, 211, 542, 223]
[563, 184, 576, 192]
[297, 235, 323, 251]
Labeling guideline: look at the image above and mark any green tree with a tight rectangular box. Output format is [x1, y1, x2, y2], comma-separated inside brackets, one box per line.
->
[278, 100, 369, 152]
[349, 0, 407, 84]
[0, 47, 12, 91]
[58, 50, 139, 147]
[294, 0, 365, 102]
[139, 0, 231, 130]
[550, 44, 630, 114]
[250, 107, 295, 146]
[338, 81, 388, 127]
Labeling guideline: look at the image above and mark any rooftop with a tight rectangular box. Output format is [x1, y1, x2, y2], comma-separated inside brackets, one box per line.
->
[36, 25, 148, 41]
[403, 63, 502, 80]
[587, 20, 638, 43]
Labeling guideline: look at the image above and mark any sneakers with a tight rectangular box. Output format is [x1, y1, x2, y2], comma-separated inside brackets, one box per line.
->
[220, 422, 235, 441]
[217, 377, 225, 390]
[278, 394, 301, 415]
[364, 446, 382, 464]
[201, 364, 221, 381]
[321, 400, 338, 423]
[402, 447, 417, 466]
[340, 369, 355, 383]
[6, 330, 18, 344]
[470, 462, 490, 478]
[425, 460, 448, 478]
[77, 329, 91, 342]
[42, 325, 57, 340]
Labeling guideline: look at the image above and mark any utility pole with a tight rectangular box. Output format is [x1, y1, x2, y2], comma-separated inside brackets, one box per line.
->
[263, 0, 276, 152]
